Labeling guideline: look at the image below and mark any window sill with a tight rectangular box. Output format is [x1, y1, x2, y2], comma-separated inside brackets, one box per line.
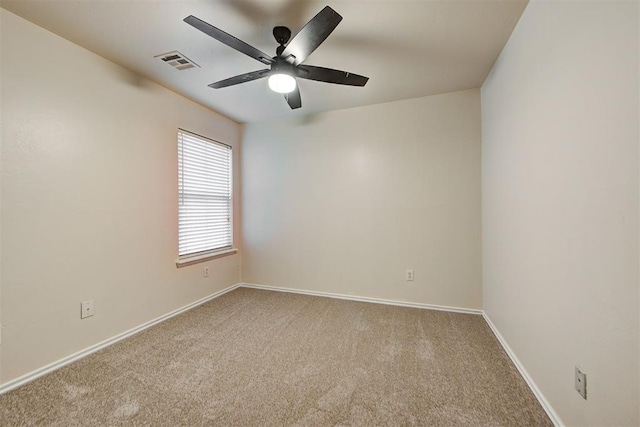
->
[176, 248, 238, 268]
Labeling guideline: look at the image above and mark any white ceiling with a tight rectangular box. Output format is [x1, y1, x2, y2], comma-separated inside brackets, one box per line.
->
[1, 0, 528, 123]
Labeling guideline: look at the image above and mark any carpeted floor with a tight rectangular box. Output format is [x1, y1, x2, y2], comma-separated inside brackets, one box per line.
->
[0, 287, 552, 426]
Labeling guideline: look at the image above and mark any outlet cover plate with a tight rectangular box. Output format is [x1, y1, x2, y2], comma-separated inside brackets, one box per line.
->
[81, 300, 95, 319]
[406, 269, 414, 281]
[575, 366, 587, 399]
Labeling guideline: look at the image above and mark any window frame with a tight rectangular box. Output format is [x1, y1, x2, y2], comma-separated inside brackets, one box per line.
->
[176, 128, 235, 267]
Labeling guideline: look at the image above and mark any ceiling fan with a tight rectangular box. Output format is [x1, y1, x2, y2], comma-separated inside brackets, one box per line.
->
[184, 6, 369, 110]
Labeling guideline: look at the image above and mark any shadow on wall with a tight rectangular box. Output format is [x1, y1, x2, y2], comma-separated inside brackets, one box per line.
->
[290, 113, 324, 126]
[110, 66, 156, 90]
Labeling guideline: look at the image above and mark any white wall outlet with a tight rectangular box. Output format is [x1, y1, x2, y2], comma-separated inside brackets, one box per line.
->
[575, 366, 587, 400]
[406, 269, 414, 281]
[204, 266, 209, 277]
[81, 300, 94, 319]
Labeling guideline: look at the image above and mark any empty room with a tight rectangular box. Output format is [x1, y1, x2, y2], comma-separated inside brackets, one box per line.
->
[0, 0, 638, 425]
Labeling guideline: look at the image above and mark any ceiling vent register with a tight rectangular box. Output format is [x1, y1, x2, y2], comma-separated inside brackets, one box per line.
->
[155, 51, 199, 70]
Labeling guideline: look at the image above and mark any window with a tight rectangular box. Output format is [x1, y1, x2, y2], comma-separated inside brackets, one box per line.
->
[178, 129, 232, 261]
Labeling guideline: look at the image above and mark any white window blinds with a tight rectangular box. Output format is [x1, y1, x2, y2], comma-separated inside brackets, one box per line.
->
[178, 130, 232, 258]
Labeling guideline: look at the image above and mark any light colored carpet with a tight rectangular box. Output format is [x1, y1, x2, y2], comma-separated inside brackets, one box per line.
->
[0, 287, 552, 426]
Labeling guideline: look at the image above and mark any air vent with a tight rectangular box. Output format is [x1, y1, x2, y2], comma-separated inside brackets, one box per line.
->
[155, 51, 199, 70]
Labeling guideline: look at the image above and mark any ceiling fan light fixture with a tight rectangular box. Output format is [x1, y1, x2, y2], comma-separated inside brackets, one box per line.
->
[268, 73, 296, 93]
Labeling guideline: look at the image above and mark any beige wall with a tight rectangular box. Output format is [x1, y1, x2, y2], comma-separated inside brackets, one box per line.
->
[0, 9, 241, 384]
[0, 7, 3, 382]
[482, 1, 639, 425]
[242, 90, 482, 309]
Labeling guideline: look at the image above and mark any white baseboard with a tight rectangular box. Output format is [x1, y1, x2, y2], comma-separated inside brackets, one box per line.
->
[239, 282, 483, 315]
[482, 313, 563, 427]
[0, 283, 241, 395]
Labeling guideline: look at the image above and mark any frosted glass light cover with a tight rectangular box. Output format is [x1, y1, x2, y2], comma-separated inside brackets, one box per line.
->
[268, 73, 296, 93]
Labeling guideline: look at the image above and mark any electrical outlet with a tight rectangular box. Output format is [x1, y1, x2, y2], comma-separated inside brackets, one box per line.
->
[575, 366, 587, 400]
[204, 266, 209, 277]
[81, 300, 94, 319]
[406, 269, 414, 281]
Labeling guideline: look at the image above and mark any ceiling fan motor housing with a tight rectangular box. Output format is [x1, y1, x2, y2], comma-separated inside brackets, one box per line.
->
[270, 58, 296, 77]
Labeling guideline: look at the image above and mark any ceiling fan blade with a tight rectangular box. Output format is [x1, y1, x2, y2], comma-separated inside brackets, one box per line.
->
[280, 6, 342, 66]
[184, 15, 274, 65]
[208, 69, 270, 89]
[284, 85, 302, 109]
[296, 65, 368, 86]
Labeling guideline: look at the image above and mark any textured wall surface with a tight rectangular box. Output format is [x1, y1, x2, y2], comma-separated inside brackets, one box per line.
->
[242, 90, 482, 310]
[1, 9, 241, 384]
[482, 1, 639, 425]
